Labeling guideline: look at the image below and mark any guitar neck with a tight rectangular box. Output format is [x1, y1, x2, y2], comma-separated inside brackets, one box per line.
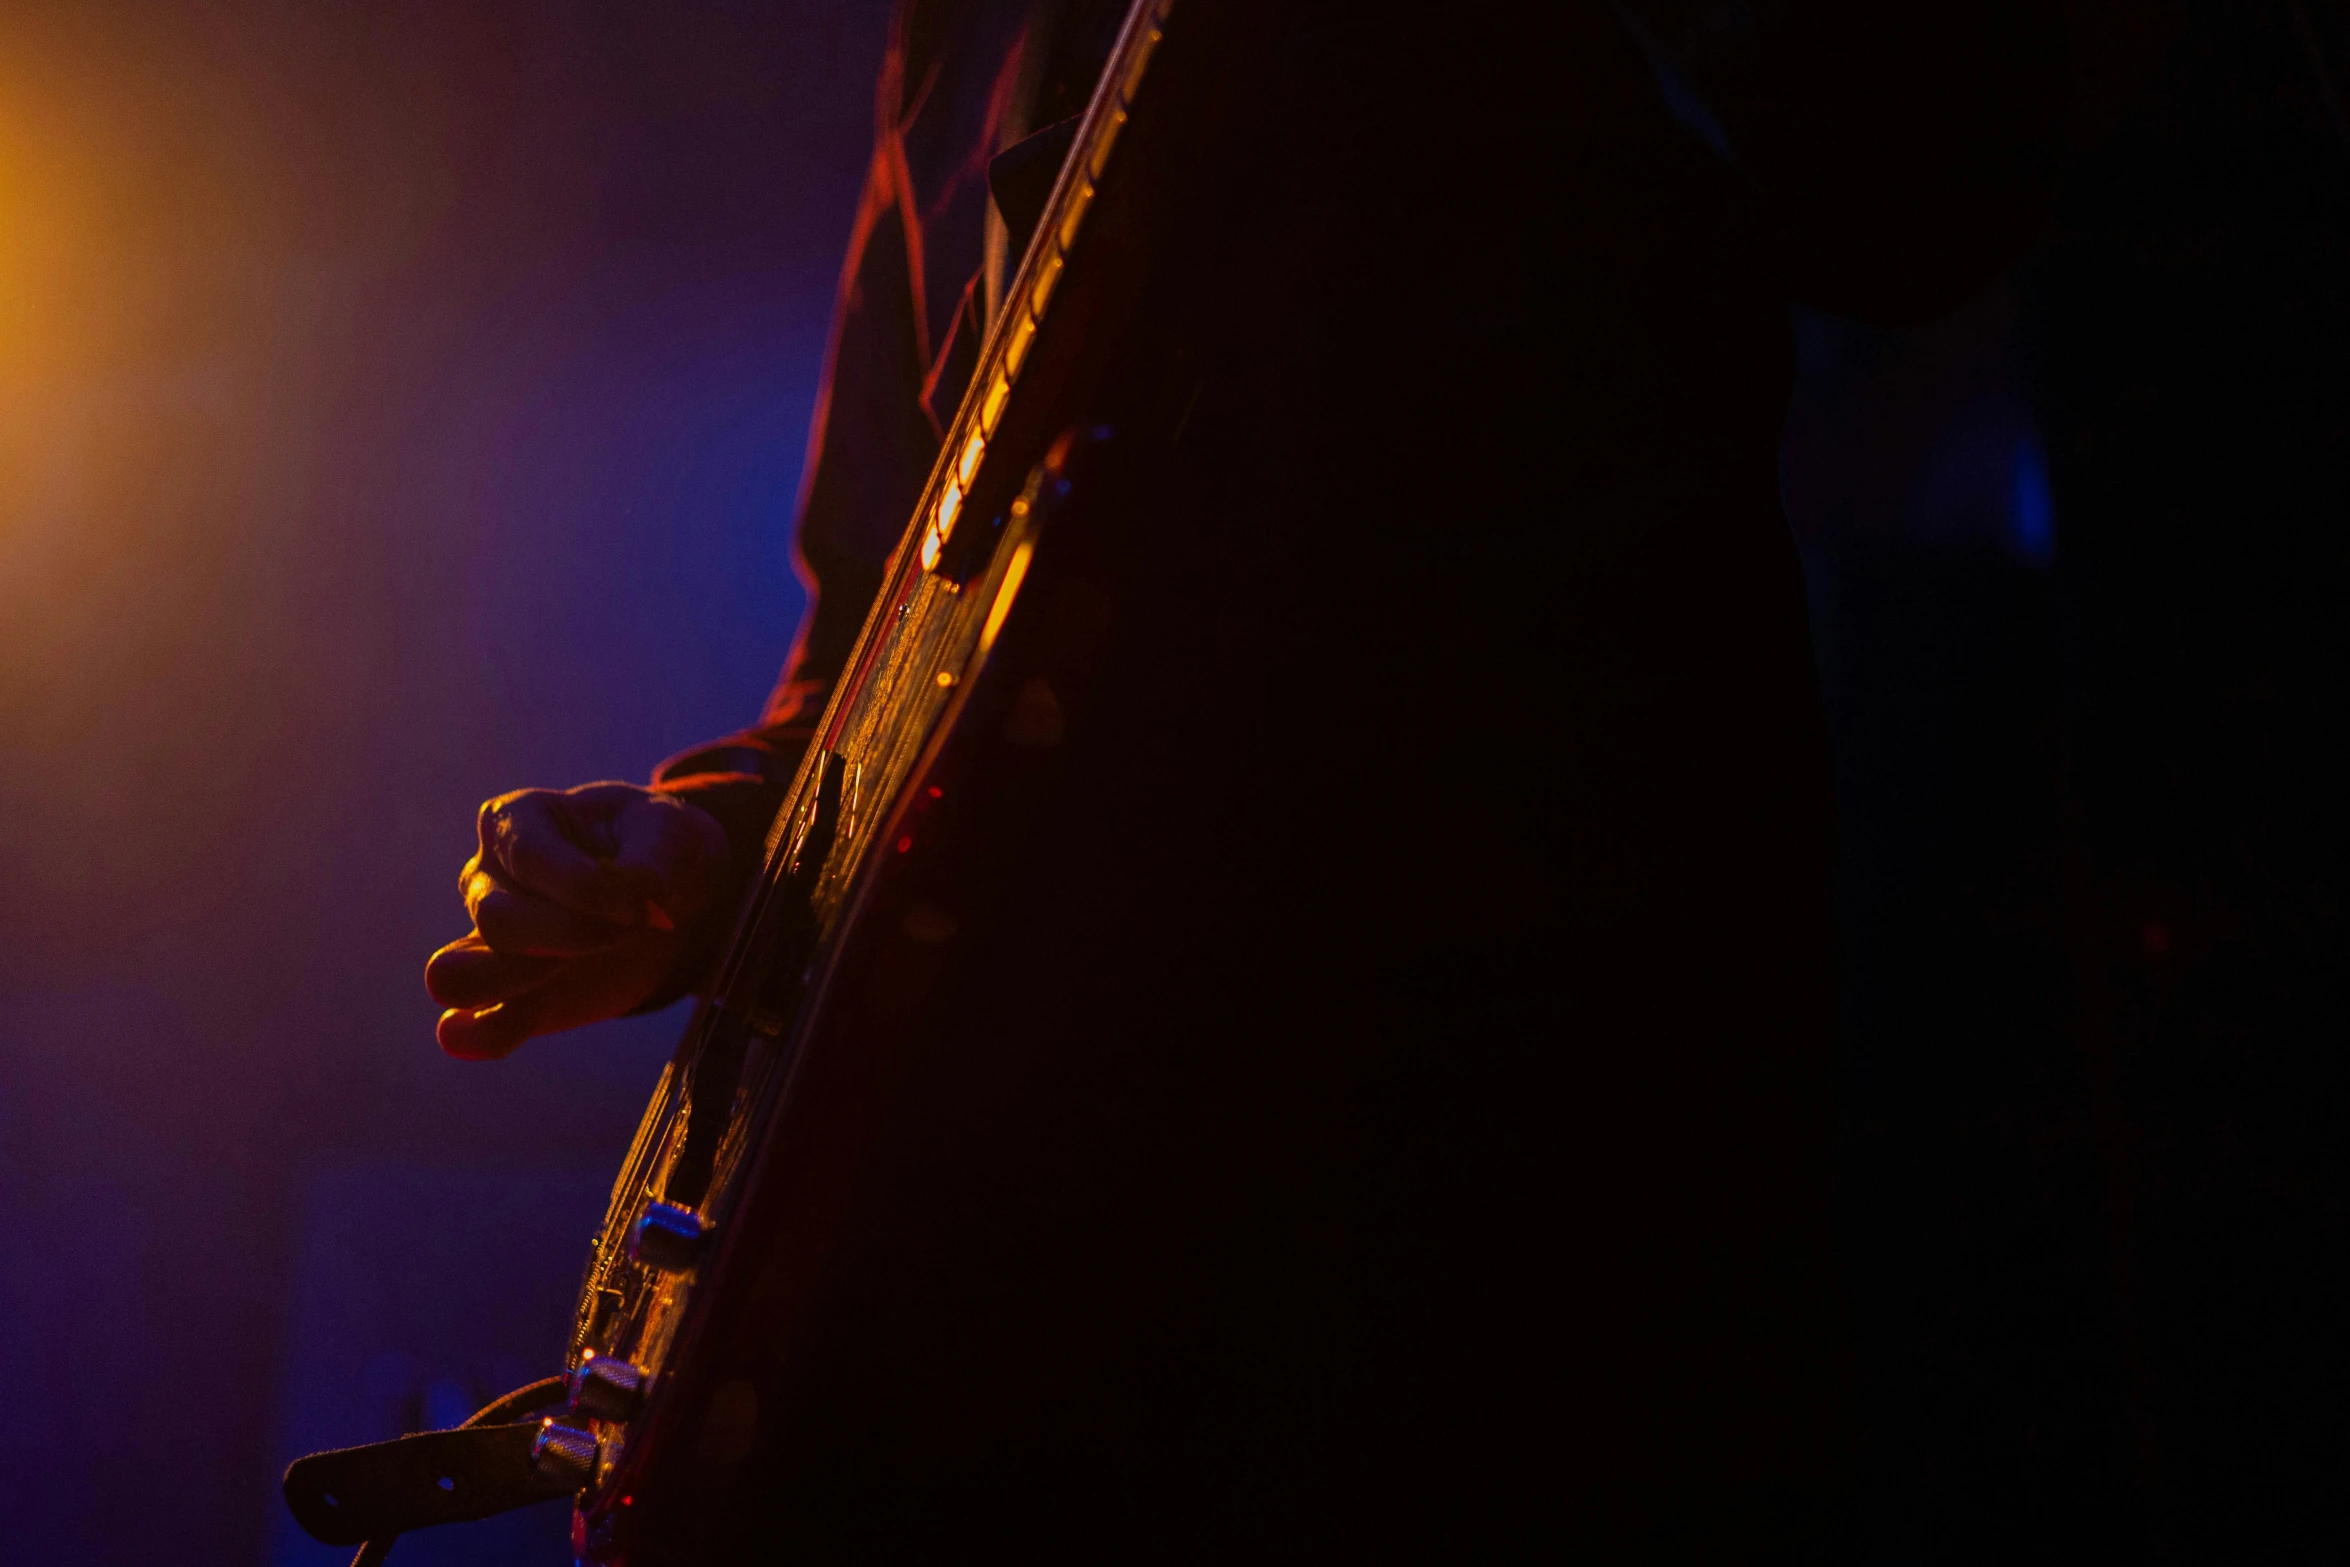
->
[712, 0, 1184, 1003]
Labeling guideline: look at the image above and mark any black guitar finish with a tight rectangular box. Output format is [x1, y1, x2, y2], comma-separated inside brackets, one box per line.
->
[549, 4, 1265, 1558]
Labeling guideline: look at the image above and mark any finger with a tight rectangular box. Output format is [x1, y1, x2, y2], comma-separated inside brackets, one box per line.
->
[425, 933, 565, 1009]
[477, 789, 645, 926]
[610, 794, 733, 925]
[466, 866, 628, 955]
[437, 929, 679, 1060]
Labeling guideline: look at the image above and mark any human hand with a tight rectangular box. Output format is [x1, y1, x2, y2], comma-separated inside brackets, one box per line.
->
[425, 782, 734, 1059]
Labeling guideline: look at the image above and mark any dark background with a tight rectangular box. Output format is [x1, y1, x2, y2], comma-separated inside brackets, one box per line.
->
[1, 1, 2346, 1561]
[1794, 4, 2350, 1556]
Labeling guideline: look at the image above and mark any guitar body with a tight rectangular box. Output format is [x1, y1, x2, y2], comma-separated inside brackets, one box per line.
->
[550, 1, 1849, 1557]
[590, 435, 1151, 1562]
[561, 4, 1285, 1557]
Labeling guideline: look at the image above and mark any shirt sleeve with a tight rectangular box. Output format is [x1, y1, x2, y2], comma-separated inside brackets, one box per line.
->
[630, 6, 949, 1009]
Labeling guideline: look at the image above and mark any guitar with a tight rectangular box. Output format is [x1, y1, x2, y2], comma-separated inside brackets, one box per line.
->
[286, 0, 1259, 1558]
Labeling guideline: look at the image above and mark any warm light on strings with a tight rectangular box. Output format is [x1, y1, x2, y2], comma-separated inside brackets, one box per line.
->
[913, 5, 1165, 580]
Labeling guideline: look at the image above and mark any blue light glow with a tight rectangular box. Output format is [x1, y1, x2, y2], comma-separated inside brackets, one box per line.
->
[2013, 432, 2056, 565]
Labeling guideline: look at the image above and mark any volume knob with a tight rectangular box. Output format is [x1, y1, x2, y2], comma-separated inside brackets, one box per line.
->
[626, 1201, 710, 1273]
[531, 1419, 599, 1489]
[567, 1354, 648, 1422]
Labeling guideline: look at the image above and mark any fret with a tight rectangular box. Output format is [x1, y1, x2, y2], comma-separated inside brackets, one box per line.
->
[916, 0, 1173, 575]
